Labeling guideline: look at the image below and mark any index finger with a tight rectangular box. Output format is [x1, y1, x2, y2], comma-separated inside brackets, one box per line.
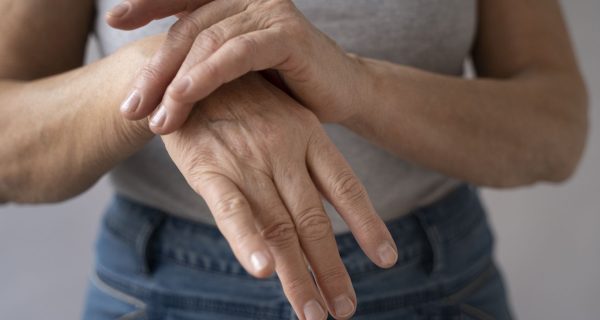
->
[106, 0, 212, 30]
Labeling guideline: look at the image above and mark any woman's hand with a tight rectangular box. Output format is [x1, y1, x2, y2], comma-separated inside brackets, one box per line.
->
[108, 0, 366, 134]
[161, 73, 397, 319]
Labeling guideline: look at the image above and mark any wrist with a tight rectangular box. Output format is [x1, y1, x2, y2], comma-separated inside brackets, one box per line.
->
[341, 54, 380, 128]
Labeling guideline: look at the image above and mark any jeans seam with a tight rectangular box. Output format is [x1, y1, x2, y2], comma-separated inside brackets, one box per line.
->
[459, 303, 496, 320]
[116, 309, 146, 320]
[91, 271, 147, 312]
[96, 266, 285, 319]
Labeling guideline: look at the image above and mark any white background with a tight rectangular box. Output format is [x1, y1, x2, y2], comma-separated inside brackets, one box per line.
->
[1, 1, 598, 319]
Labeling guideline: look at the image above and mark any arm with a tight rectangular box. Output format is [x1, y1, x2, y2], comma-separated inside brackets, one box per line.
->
[107, 0, 588, 188]
[343, 0, 588, 188]
[1, 4, 398, 317]
[0, 47, 156, 203]
[0, 0, 154, 203]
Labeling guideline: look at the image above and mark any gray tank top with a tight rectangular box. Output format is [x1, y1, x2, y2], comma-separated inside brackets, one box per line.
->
[94, 0, 476, 233]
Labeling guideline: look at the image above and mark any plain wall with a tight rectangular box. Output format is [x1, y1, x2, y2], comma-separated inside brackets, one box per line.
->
[1, 1, 598, 319]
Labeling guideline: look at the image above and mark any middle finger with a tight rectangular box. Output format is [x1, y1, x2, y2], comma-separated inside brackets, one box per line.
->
[274, 164, 357, 319]
[243, 174, 328, 320]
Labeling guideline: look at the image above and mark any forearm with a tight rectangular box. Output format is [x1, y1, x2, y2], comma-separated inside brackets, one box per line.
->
[344, 58, 588, 188]
[0, 43, 156, 203]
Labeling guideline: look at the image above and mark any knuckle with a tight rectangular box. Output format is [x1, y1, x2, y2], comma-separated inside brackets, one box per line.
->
[168, 16, 201, 43]
[295, 107, 319, 124]
[213, 193, 250, 220]
[315, 265, 348, 285]
[295, 207, 332, 242]
[285, 19, 307, 36]
[261, 220, 297, 248]
[285, 274, 312, 294]
[262, 0, 298, 23]
[331, 170, 367, 204]
[355, 214, 382, 238]
[139, 64, 162, 83]
[196, 27, 225, 53]
[200, 60, 220, 81]
[232, 35, 257, 58]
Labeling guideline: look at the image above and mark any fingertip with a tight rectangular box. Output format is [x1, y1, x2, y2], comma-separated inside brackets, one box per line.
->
[249, 250, 275, 278]
[376, 241, 398, 269]
[106, 2, 131, 22]
[120, 90, 140, 114]
[149, 104, 168, 132]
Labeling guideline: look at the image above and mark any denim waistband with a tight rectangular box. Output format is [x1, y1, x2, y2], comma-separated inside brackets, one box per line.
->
[104, 184, 487, 277]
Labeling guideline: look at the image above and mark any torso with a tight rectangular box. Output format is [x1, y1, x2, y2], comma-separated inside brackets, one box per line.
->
[94, 0, 477, 233]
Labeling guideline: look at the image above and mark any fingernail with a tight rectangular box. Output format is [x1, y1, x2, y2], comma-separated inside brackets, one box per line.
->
[333, 295, 355, 318]
[378, 242, 398, 267]
[170, 77, 191, 94]
[303, 300, 326, 320]
[120, 91, 140, 113]
[250, 251, 269, 273]
[108, 2, 131, 18]
[150, 104, 167, 128]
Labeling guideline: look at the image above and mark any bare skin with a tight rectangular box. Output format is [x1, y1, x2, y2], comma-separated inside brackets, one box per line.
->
[0, 2, 397, 319]
[111, 0, 588, 187]
[163, 73, 399, 319]
[0, 0, 589, 319]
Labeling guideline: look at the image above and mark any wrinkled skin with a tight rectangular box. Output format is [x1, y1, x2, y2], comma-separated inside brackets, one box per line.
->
[161, 73, 397, 319]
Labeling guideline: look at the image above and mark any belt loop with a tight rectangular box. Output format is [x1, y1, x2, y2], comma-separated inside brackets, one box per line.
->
[133, 209, 166, 275]
[414, 210, 444, 276]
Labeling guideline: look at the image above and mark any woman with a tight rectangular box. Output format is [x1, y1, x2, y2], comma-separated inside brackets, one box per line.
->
[0, 0, 587, 319]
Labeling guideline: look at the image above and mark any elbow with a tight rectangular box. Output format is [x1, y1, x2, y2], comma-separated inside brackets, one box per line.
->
[543, 81, 589, 184]
[492, 95, 588, 188]
[529, 97, 589, 185]
[541, 126, 588, 184]
[522, 74, 589, 186]
[489, 138, 586, 189]
[542, 151, 584, 184]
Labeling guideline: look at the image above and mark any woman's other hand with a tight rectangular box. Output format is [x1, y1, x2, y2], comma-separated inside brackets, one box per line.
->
[107, 0, 366, 134]
[161, 73, 397, 319]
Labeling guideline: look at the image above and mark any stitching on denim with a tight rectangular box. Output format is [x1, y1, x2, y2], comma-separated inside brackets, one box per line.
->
[117, 309, 146, 320]
[156, 295, 287, 319]
[353, 256, 492, 315]
[152, 246, 254, 278]
[349, 257, 424, 282]
[96, 264, 152, 301]
[345, 243, 427, 278]
[355, 283, 449, 315]
[96, 267, 285, 319]
[91, 271, 147, 310]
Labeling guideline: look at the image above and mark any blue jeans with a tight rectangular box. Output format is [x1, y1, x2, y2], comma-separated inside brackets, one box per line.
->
[82, 185, 513, 319]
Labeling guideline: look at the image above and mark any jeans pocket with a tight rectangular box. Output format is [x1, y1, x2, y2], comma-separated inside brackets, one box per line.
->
[82, 272, 147, 320]
[443, 261, 513, 320]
